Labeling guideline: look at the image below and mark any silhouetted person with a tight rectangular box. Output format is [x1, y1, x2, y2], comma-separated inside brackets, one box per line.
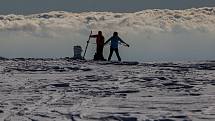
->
[89, 31, 105, 60]
[104, 32, 129, 61]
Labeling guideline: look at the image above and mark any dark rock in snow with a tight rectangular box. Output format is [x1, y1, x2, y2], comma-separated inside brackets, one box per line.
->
[189, 93, 201, 96]
[51, 83, 70, 87]
[67, 66, 80, 71]
[0, 110, 3, 113]
[115, 90, 140, 94]
[119, 117, 138, 121]
[0, 57, 8, 60]
[170, 115, 188, 119]
[141, 77, 154, 81]
[157, 77, 167, 80]
[156, 119, 175, 121]
[13, 58, 26, 61]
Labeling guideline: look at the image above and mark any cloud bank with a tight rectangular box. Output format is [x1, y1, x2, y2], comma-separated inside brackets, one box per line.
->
[0, 7, 215, 32]
[0, 7, 215, 61]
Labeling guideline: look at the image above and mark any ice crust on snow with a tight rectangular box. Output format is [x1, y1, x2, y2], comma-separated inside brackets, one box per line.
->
[0, 7, 215, 32]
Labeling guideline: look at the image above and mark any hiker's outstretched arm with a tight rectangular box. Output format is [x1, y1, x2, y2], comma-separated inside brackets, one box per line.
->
[104, 37, 112, 45]
[89, 35, 97, 38]
[88, 35, 97, 42]
[119, 37, 130, 47]
[118, 37, 126, 44]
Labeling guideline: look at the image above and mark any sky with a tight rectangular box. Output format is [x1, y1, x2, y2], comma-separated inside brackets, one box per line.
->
[0, 0, 215, 15]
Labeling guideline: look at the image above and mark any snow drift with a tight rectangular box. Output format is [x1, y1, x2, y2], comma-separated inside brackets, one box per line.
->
[0, 7, 215, 61]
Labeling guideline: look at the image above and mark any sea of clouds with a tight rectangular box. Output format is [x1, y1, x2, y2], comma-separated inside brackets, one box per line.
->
[0, 7, 215, 61]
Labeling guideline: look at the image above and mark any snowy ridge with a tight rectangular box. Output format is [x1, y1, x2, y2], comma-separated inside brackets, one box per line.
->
[0, 7, 215, 32]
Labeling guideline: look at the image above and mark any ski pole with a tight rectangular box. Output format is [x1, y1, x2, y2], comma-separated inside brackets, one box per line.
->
[83, 30, 92, 59]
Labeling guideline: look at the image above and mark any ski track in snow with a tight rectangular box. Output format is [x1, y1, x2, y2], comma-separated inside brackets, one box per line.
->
[0, 58, 215, 121]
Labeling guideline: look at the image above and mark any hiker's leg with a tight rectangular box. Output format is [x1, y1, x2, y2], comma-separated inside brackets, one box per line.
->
[108, 48, 114, 61]
[115, 48, 121, 61]
[93, 46, 99, 60]
[96, 46, 100, 56]
[94, 53, 98, 60]
[99, 45, 105, 60]
[96, 46, 99, 54]
[97, 46, 102, 59]
[96, 45, 101, 57]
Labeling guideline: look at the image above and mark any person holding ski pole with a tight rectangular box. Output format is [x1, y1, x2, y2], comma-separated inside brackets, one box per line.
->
[104, 32, 130, 61]
[89, 31, 106, 61]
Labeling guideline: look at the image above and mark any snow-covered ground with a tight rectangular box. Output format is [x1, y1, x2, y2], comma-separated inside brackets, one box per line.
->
[0, 58, 215, 121]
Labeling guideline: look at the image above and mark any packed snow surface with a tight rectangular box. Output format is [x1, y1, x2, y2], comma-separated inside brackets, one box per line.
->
[0, 58, 215, 121]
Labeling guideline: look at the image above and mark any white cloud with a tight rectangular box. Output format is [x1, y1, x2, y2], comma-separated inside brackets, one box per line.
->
[0, 7, 215, 60]
[0, 7, 214, 33]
